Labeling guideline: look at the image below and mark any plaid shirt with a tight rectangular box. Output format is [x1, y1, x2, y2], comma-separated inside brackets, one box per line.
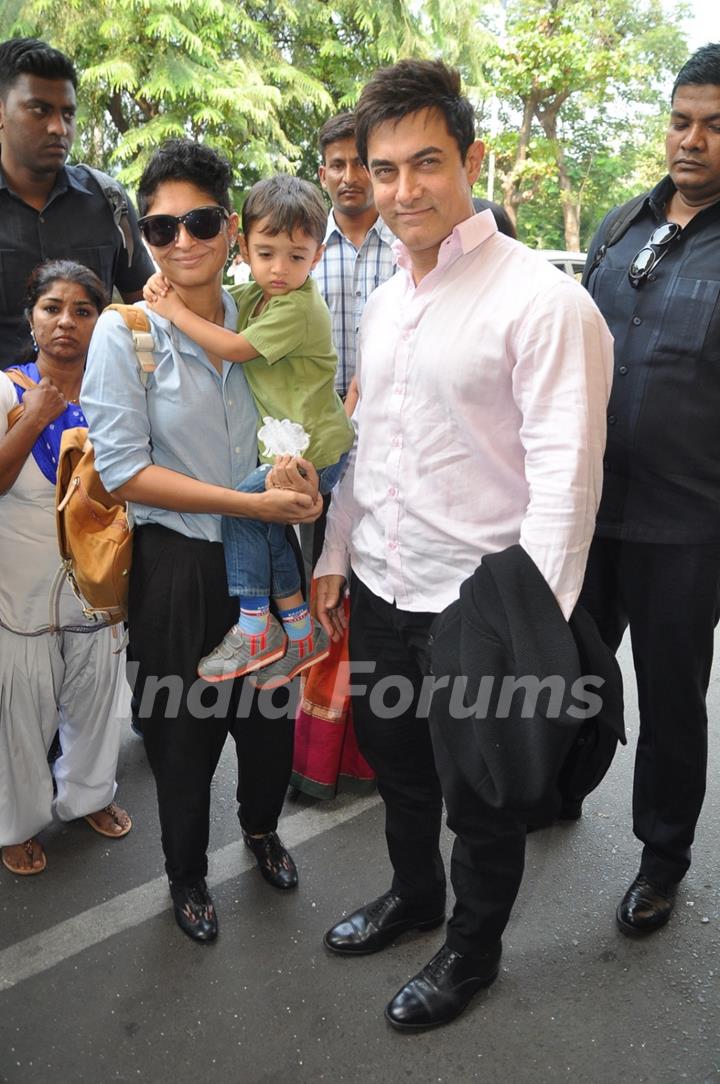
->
[312, 212, 396, 397]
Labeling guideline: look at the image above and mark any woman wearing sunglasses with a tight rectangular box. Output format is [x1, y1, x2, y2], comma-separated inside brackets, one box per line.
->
[81, 139, 323, 944]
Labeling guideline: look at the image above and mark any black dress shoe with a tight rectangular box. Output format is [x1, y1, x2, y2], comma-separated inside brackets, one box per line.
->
[243, 831, 298, 890]
[616, 874, 677, 935]
[385, 942, 501, 1030]
[323, 891, 445, 956]
[171, 880, 218, 943]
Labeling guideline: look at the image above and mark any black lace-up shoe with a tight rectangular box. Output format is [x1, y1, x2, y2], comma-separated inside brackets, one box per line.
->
[385, 942, 501, 1030]
[171, 879, 218, 943]
[323, 891, 446, 956]
[243, 831, 298, 889]
[616, 874, 677, 935]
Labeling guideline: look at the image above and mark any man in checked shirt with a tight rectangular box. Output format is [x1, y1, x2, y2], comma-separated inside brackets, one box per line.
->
[314, 111, 396, 408]
[301, 112, 397, 575]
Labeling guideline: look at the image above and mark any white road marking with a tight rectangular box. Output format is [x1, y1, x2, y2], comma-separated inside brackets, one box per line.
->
[0, 794, 380, 993]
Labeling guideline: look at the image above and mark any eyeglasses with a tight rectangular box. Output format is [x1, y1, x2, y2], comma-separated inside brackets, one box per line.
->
[628, 222, 682, 288]
[137, 206, 229, 247]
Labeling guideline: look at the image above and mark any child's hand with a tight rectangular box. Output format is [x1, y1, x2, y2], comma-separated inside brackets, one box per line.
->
[266, 455, 319, 500]
[144, 276, 185, 322]
[143, 272, 171, 304]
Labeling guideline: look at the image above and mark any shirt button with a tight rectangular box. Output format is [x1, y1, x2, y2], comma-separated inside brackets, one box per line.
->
[39, 216, 45, 223]
[355, 290, 362, 297]
[388, 486, 397, 498]
[608, 415, 617, 425]
[618, 366, 628, 375]
[393, 385, 402, 395]
[235, 445, 241, 453]
[227, 399, 233, 405]
[388, 540, 398, 551]
[392, 436, 401, 447]
[632, 316, 642, 326]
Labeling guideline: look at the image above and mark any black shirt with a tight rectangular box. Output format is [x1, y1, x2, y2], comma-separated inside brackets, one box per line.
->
[585, 175, 720, 543]
[0, 161, 154, 368]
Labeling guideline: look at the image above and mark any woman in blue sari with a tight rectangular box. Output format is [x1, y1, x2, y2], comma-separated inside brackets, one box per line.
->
[0, 260, 132, 876]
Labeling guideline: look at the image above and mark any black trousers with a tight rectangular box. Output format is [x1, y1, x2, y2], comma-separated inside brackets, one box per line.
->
[349, 576, 526, 955]
[580, 537, 720, 884]
[129, 524, 295, 888]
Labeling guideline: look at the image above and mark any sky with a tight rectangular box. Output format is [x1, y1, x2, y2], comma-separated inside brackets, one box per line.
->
[685, 0, 717, 49]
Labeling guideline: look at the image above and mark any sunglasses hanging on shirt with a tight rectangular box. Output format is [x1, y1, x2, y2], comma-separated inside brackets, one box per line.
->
[138, 206, 229, 247]
[628, 222, 682, 288]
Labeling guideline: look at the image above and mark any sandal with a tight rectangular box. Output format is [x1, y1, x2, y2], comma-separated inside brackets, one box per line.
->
[1, 838, 47, 876]
[84, 802, 133, 839]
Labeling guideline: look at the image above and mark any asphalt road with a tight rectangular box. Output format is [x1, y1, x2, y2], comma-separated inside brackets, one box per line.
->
[1, 635, 718, 1084]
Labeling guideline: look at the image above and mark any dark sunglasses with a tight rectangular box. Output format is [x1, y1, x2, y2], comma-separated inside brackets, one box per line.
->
[628, 222, 682, 288]
[138, 205, 229, 247]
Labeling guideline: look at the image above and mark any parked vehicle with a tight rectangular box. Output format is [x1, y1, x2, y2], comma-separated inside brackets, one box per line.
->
[539, 250, 586, 279]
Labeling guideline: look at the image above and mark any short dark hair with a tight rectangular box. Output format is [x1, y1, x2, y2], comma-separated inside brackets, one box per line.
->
[672, 43, 720, 101]
[354, 59, 476, 165]
[137, 138, 233, 216]
[24, 259, 109, 318]
[0, 37, 76, 98]
[242, 174, 327, 246]
[318, 112, 357, 161]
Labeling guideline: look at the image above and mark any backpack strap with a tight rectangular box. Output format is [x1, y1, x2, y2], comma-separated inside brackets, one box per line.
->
[85, 166, 135, 267]
[582, 192, 648, 286]
[106, 304, 157, 386]
[5, 368, 39, 431]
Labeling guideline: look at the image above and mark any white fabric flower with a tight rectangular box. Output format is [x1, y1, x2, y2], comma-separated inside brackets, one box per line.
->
[258, 416, 310, 458]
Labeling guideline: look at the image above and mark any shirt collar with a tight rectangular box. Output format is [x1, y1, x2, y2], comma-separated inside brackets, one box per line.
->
[0, 160, 93, 199]
[647, 175, 676, 220]
[645, 174, 720, 226]
[323, 209, 395, 247]
[393, 208, 498, 276]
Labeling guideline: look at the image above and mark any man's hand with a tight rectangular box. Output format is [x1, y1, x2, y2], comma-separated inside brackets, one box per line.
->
[344, 376, 359, 418]
[266, 455, 319, 499]
[21, 377, 67, 429]
[253, 486, 323, 524]
[314, 574, 348, 641]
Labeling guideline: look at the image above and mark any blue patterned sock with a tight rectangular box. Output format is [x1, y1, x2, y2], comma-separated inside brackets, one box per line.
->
[238, 597, 270, 637]
[278, 602, 312, 642]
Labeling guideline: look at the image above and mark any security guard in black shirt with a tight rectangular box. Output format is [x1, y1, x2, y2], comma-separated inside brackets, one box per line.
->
[0, 38, 153, 368]
[581, 42, 720, 936]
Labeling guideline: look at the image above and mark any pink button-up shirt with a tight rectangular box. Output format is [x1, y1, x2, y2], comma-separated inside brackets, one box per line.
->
[315, 211, 614, 618]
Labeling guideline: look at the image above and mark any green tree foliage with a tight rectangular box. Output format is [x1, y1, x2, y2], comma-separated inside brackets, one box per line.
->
[3, 0, 691, 244]
[488, 0, 689, 248]
[7, 0, 336, 189]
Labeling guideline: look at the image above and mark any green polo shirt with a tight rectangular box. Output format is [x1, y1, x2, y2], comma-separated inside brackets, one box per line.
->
[231, 278, 354, 469]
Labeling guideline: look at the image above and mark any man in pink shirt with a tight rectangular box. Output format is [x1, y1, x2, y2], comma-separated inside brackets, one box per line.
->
[314, 59, 614, 1030]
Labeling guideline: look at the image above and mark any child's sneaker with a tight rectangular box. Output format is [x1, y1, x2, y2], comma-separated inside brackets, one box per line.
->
[249, 620, 330, 690]
[198, 615, 287, 682]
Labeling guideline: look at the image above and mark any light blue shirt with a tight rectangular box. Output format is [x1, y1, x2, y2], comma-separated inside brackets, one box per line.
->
[81, 295, 259, 542]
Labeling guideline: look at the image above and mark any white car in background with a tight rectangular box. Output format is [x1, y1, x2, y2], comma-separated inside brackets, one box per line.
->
[539, 250, 587, 279]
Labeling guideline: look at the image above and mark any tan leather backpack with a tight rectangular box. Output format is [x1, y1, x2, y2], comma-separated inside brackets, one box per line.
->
[6, 304, 156, 626]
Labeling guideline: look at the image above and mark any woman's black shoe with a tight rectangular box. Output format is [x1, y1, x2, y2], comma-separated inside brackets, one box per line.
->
[171, 879, 218, 943]
[242, 830, 298, 889]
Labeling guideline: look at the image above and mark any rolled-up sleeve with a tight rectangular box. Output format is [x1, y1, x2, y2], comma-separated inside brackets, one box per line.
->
[81, 309, 153, 493]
